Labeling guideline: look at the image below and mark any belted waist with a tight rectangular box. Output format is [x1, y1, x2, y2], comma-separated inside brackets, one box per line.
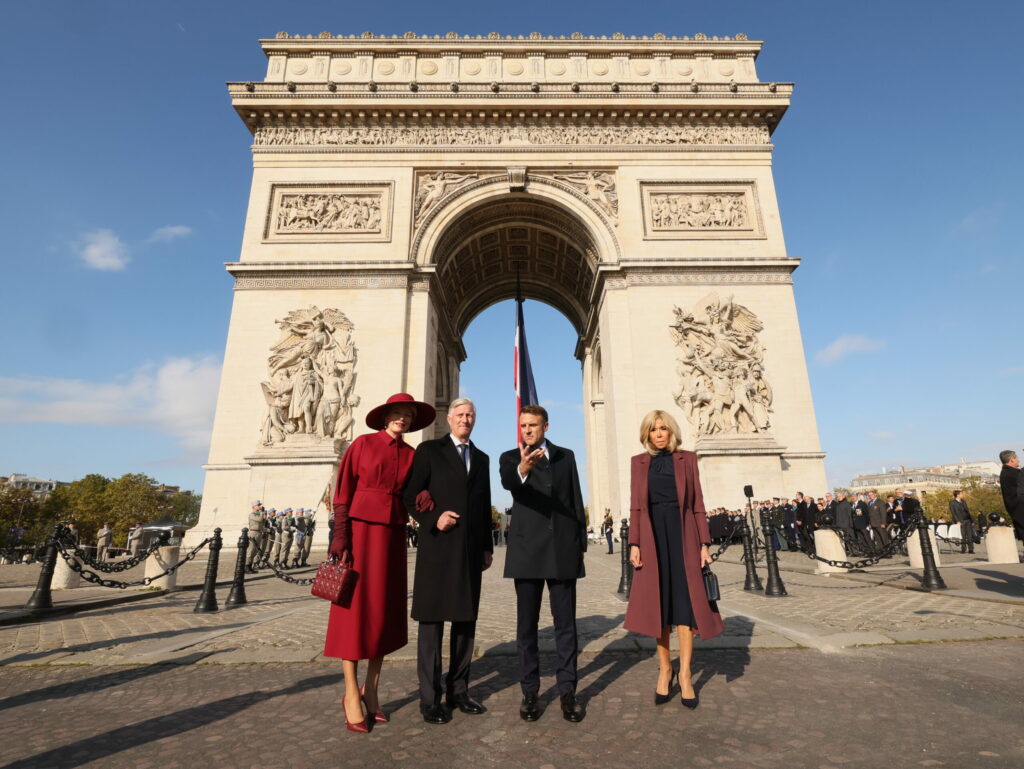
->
[349, 487, 406, 526]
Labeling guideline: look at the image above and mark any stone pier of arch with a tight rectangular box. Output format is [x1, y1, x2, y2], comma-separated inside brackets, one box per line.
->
[187, 31, 826, 547]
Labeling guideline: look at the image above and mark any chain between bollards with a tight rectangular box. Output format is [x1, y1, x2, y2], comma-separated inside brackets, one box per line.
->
[24, 524, 62, 610]
[193, 528, 222, 613]
[225, 528, 250, 608]
[917, 510, 947, 591]
[739, 515, 763, 592]
[759, 507, 788, 597]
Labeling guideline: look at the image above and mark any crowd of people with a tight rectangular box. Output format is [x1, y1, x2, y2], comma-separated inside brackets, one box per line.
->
[244, 504, 317, 571]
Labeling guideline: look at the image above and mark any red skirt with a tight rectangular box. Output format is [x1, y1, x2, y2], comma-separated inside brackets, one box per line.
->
[323, 518, 407, 660]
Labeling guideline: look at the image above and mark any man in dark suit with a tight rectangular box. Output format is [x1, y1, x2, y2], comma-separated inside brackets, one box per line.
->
[999, 450, 1024, 543]
[851, 493, 872, 553]
[949, 490, 974, 554]
[404, 398, 493, 725]
[866, 490, 890, 553]
[793, 492, 815, 552]
[500, 405, 587, 723]
[833, 492, 854, 549]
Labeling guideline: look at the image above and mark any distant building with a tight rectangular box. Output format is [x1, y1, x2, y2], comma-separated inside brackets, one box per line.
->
[153, 484, 182, 498]
[850, 461, 999, 496]
[2, 473, 69, 500]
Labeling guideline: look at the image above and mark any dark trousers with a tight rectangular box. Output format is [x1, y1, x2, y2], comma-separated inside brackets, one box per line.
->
[797, 525, 815, 552]
[871, 525, 890, 551]
[417, 620, 475, 706]
[514, 578, 578, 696]
[605, 530, 613, 553]
[958, 520, 975, 553]
[854, 528, 872, 553]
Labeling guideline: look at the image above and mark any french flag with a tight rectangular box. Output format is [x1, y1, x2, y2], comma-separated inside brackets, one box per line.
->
[514, 297, 539, 440]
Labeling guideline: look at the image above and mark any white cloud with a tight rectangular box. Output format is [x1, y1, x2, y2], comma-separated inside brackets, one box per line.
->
[76, 229, 129, 270]
[815, 334, 886, 366]
[869, 431, 895, 441]
[0, 356, 222, 461]
[148, 225, 193, 243]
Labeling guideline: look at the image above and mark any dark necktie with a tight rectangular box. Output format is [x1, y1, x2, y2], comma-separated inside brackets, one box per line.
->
[458, 443, 470, 473]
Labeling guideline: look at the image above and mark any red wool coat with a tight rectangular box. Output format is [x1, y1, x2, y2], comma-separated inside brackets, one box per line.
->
[623, 450, 724, 641]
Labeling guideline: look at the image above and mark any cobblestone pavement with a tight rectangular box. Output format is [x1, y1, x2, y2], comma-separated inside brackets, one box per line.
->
[0, 641, 1021, 769]
[2, 547, 1024, 665]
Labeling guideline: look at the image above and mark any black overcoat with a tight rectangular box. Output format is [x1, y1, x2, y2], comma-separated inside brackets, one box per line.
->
[499, 442, 587, 580]
[852, 500, 869, 530]
[403, 436, 492, 623]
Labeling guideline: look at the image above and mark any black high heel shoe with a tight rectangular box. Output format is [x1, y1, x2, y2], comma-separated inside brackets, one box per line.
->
[679, 675, 699, 710]
[654, 671, 676, 706]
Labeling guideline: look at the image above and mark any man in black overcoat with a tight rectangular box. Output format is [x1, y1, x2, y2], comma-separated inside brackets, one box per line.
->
[500, 405, 587, 723]
[998, 450, 1024, 543]
[794, 492, 815, 552]
[866, 490, 890, 553]
[851, 492, 872, 553]
[404, 398, 493, 724]
[834, 492, 855, 548]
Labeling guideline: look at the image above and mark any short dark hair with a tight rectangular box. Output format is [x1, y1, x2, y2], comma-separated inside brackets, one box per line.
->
[953, 489, 963, 498]
[519, 404, 549, 423]
[999, 449, 1017, 465]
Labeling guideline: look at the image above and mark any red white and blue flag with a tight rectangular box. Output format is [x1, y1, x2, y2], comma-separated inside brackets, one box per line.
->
[514, 297, 539, 441]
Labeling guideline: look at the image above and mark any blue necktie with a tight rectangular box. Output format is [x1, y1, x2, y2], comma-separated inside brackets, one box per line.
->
[458, 443, 470, 473]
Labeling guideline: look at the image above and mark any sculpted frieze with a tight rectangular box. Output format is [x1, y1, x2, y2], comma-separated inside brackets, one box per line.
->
[670, 293, 772, 436]
[550, 171, 617, 220]
[253, 124, 769, 148]
[414, 172, 481, 226]
[650, 192, 747, 230]
[265, 183, 393, 242]
[260, 306, 359, 446]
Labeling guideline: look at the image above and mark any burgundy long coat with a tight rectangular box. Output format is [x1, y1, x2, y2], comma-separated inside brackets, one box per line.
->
[323, 430, 413, 660]
[623, 450, 724, 640]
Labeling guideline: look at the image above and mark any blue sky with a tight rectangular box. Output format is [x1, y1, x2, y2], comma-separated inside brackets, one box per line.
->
[1, 1, 1022, 508]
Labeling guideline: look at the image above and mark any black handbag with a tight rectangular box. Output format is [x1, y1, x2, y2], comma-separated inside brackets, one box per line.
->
[702, 564, 720, 602]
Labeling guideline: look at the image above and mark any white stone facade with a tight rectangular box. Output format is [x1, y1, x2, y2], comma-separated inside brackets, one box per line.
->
[187, 31, 826, 546]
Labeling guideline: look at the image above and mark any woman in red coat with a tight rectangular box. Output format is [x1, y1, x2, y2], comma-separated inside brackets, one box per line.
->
[624, 409, 723, 708]
[325, 392, 435, 732]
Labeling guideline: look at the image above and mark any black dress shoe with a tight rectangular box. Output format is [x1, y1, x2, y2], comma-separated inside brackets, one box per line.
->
[519, 693, 541, 722]
[560, 692, 585, 723]
[446, 692, 486, 714]
[420, 703, 448, 724]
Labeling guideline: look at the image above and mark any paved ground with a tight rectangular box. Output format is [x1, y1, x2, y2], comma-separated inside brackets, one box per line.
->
[0, 642, 1021, 769]
[1, 543, 1023, 768]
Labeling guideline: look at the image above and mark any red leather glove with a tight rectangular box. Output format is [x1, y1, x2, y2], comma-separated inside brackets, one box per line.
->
[329, 505, 350, 560]
[415, 490, 435, 513]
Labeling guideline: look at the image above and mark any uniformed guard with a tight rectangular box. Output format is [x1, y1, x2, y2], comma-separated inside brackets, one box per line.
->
[246, 501, 264, 573]
[278, 509, 295, 568]
[270, 509, 288, 566]
[300, 510, 315, 567]
[290, 509, 307, 568]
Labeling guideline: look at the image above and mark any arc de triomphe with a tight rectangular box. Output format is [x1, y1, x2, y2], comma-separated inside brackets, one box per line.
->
[187, 31, 826, 547]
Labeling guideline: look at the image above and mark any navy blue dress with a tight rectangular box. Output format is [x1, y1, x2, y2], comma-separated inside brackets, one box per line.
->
[648, 452, 696, 629]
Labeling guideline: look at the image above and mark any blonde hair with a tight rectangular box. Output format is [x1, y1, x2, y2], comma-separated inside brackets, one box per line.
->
[639, 410, 681, 454]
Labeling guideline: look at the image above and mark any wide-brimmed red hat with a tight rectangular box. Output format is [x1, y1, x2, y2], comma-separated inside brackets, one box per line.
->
[365, 393, 436, 432]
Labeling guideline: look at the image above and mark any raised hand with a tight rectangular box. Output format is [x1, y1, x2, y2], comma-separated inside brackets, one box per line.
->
[518, 442, 546, 477]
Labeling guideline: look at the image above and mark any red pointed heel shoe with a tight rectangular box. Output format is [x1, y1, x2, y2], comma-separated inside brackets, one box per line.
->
[344, 698, 370, 733]
[361, 686, 389, 723]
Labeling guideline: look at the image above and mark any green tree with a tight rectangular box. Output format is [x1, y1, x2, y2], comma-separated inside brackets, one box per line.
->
[167, 492, 202, 527]
[0, 486, 40, 545]
[102, 474, 162, 545]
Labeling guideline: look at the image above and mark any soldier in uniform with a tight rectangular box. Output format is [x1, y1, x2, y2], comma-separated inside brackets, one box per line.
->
[246, 501, 264, 573]
[270, 509, 288, 566]
[300, 510, 315, 566]
[260, 509, 276, 565]
[96, 523, 113, 561]
[279, 509, 295, 568]
[290, 509, 308, 568]
[126, 523, 143, 557]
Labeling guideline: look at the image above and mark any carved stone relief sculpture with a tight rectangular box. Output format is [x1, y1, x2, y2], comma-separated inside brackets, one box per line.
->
[254, 124, 770, 148]
[414, 171, 480, 225]
[260, 306, 360, 446]
[650, 192, 746, 230]
[276, 192, 382, 234]
[552, 171, 618, 220]
[264, 183, 393, 242]
[670, 293, 772, 436]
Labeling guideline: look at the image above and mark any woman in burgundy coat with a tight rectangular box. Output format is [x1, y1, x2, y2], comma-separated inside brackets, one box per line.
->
[624, 409, 723, 708]
[325, 393, 435, 732]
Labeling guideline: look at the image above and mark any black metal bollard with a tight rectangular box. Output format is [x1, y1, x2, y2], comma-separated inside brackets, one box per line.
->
[617, 519, 629, 594]
[760, 508, 788, 597]
[25, 524, 63, 610]
[917, 512, 947, 591]
[740, 515, 764, 592]
[193, 528, 223, 613]
[225, 528, 249, 608]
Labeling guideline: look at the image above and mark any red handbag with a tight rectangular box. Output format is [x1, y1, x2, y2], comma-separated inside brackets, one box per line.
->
[310, 554, 357, 606]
